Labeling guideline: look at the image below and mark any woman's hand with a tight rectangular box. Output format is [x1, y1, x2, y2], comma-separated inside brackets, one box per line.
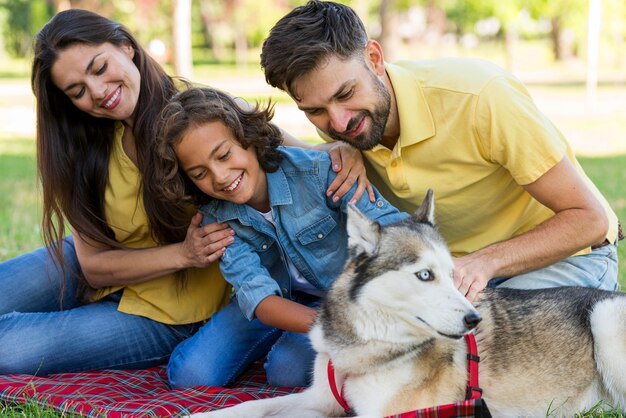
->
[73, 214, 234, 288]
[323, 142, 375, 203]
[180, 213, 234, 268]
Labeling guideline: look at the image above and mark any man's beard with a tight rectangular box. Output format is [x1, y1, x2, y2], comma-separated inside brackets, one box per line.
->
[327, 75, 391, 151]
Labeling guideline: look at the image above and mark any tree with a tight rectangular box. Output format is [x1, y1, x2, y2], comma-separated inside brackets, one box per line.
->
[196, 0, 290, 65]
[0, 0, 53, 58]
[525, 0, 586, 61]
[172, 0, 193, 78]
[440, 0, 523, 71]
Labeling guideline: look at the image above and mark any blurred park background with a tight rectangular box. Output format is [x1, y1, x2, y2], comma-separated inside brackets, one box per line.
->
[0, 0, 625, 285]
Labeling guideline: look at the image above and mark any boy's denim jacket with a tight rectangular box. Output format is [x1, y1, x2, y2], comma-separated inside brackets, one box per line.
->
[199, 146, 409, 320]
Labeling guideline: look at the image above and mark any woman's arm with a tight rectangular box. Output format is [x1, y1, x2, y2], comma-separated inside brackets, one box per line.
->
[254, 295, 317, 333]
[73, 213, 234, 288]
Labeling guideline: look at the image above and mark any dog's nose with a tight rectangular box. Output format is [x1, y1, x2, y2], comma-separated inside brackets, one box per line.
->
[463, 312, 482, 329]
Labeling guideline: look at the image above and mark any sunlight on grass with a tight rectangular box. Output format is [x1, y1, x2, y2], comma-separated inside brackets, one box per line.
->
[573, 400, 626, 417]
[0, 136, 36, 154]
[1, 398, 83, 418]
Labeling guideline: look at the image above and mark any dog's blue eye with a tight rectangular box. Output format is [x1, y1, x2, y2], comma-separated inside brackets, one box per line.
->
[416, 269, 432, 281]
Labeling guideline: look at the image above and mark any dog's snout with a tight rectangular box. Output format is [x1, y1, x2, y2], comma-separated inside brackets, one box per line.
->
[463, 312, 482, 329]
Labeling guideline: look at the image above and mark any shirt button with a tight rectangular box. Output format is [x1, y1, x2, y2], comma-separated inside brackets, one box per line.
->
[317, 233, 324, 239]
[391, 160, 398, 167]
[376, 200, 384, 208]
[262, 244, 268, 250]
[282, 288, 288, 294]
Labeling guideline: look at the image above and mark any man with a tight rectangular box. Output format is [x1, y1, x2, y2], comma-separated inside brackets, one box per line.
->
[260, 0, 621, 301]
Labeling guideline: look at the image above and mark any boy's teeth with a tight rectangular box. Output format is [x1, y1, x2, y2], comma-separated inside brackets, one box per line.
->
[224, 175, 242, 191]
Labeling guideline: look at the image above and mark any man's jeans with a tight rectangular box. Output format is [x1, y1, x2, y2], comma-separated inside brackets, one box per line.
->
[488, 244, 619, 291]
[0, 237, 199, 375]
[167, 293, 319, 389]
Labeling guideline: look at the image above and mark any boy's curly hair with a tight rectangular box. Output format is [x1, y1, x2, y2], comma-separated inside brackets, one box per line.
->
[155, 87, 284, 208]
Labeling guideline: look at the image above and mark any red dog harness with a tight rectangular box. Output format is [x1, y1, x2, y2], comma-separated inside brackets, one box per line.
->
[327, 333, 483, 417]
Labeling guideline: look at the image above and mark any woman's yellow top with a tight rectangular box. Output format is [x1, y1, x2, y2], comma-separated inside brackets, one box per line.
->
[94, 123, 230, 324]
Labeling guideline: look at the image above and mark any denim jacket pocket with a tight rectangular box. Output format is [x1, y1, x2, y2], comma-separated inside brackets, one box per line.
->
[250, 238, 275, 253]
[295, 215, 341, 258]
[235, 225, 275, 253]
[247, 236, 280, 269]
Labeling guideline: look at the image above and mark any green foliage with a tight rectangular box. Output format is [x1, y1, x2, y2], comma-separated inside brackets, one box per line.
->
[0, 0, 53, 58]
[439, 0, 499, 34]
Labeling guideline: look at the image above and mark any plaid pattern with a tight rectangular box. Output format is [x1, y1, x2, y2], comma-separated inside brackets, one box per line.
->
[0, 363, 301, 417]
[388, 399, 491, 418]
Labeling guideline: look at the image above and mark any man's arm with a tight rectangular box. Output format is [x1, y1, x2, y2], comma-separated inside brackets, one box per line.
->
[454, 157, 608, 302]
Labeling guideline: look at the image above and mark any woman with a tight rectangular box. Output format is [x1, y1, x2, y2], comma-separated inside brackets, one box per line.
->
[0, 9, 369, 376]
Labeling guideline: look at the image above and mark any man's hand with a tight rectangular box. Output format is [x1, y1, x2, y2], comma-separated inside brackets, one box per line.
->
[324, 142, 375, 203]
[453, 254, 495, 302]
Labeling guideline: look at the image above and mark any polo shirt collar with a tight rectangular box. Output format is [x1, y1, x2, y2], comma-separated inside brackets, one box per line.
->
[384, 62, 435, 148]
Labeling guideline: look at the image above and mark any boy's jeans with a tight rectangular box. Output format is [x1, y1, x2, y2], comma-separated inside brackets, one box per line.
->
[168, 293, 319, 389]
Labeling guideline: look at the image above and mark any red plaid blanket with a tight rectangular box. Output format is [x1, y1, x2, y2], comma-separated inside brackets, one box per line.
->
[0, 363, 301, 417]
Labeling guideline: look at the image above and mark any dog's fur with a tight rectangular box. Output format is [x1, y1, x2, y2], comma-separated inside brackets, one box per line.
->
[191, 190, 626, 418]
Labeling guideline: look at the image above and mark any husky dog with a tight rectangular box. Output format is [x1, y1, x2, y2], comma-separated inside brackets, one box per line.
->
[192, 190, 626, 418]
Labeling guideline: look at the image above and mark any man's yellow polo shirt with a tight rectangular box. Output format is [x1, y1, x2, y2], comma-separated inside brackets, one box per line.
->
[94, 123, 230, 324]
[337, 58, 618, 257]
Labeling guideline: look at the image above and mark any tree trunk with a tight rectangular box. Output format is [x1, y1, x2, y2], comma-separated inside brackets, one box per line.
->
[550, 16, 562, 61]
[378, 0, 399, 62]
[234, 25, 248, 67]
[353, 0, 370, 32]
[199, 1, 228, 61]
[172, 0, 193, 78]
[233, 7, 248, 67]
[504, 24, 518, 73]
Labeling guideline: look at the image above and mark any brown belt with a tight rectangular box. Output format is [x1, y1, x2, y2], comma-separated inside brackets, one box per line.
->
[591, 221, 624, 250]
[591, 239, 612, 250]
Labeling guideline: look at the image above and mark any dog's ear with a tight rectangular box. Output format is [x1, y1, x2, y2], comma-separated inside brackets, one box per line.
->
[347, 202, 381, 256]
[413, 189, 435, 225]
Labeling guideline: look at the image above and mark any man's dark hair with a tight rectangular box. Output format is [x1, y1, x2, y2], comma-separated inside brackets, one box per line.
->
[260, 0, 368, 96]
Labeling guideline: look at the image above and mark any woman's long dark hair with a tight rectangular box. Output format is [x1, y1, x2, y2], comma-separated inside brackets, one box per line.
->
[32, 9, 189, 276]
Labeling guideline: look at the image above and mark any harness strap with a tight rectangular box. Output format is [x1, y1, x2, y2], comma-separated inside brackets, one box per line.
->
[465, 332, 482, 400]
[327, 359, 352, 414]
[327, 332, 483, 414]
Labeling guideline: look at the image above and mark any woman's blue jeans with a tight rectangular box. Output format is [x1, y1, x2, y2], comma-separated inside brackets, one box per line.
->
[167, 293, 318, 389]
[0, 237, 199, 375]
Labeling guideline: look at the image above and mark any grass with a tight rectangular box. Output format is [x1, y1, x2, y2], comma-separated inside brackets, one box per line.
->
[578, 154, 626, 287]
[0, 137, 40, 260]
[572, 401, 626, 418]
[0, 401, 82, 417]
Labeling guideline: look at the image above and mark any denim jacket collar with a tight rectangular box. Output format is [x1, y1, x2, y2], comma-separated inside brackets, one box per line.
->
[201, 167, 292, 224]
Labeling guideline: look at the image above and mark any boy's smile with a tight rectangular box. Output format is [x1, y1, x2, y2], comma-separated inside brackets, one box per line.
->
[176, 121, 269, 212]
